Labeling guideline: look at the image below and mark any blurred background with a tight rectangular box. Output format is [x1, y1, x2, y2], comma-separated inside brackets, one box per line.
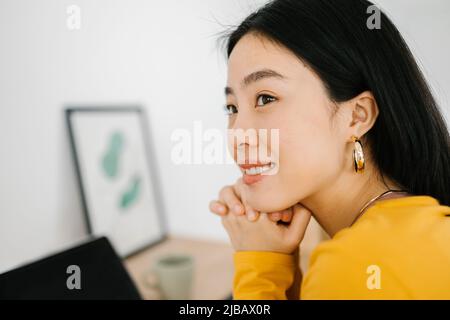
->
[0, 0, 449, 299]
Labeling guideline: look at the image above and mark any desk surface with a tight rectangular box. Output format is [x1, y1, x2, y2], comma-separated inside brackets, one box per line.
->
[124, 220, 324, 300]
[124, 237, 234, 300]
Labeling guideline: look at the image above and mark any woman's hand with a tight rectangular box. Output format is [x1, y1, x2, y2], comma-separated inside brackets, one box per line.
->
[209, 178, 294, 223]
[220, 204, 311, 254]
[209, 178, 312, 254]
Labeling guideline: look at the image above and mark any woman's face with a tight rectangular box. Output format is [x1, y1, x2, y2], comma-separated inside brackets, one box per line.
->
[226, 33, 350, 212]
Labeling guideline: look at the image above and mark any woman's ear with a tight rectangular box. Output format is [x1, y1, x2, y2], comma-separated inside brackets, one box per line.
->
[346, 91, 379, 139]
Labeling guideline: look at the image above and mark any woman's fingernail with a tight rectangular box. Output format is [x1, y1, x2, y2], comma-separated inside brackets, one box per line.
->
[234, 204, 243, 214]
[217, 205, 225, 214]
[272, 212, 281, 219]
[247, 210, 256, 220]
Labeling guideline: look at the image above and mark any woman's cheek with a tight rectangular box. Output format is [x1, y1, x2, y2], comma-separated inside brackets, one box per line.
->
[278, 132, 322, 192]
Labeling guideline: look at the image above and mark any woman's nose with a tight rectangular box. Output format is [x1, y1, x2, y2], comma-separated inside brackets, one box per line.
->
[228, 115, 260, 164]
[229, 110, 257, 132]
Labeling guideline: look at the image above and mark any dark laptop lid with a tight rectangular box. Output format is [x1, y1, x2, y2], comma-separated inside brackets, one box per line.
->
[0, 236, 141, 300]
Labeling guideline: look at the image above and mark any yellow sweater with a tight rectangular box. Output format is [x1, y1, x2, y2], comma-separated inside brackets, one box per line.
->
[233, 196, 450, 299]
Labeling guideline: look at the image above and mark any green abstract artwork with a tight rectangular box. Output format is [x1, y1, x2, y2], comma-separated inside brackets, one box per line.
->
[101, 131, 141, 211]
[102, 131, 123, 178]
[120, 176, 141, 209]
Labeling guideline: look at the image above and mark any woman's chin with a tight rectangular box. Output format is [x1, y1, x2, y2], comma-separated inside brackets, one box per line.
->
[244, 191, 292, 213]
[241, 174, 300, 212]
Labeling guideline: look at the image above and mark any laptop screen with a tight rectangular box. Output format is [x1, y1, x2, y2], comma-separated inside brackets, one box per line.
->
[0, 237, 141, 300]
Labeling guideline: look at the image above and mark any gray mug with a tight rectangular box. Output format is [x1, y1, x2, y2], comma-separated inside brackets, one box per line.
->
[143, 254, 194, 300]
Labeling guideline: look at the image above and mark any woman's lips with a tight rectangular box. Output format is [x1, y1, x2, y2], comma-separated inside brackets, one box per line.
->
[242, 173, 265, 185]
[239, 162, 275, 185]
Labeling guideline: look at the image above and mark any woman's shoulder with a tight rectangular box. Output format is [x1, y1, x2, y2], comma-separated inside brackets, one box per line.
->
[301, 195, 450, 299]
[310, 195, 450, 260]
[334, 195, 450, 244]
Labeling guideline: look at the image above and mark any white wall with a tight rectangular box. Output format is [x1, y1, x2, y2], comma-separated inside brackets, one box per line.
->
[374, 0, 450, 121]
[0, 0, 268, 273]
[0, 0, 448, 274]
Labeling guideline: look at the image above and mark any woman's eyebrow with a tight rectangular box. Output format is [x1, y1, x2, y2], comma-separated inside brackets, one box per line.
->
[225, 68, 286, 96]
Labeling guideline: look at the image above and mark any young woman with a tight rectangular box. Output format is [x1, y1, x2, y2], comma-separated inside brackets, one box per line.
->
[209, 0, 450, 299]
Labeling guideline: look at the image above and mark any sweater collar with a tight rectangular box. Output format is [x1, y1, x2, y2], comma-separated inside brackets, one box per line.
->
[370, 195, 440, 208]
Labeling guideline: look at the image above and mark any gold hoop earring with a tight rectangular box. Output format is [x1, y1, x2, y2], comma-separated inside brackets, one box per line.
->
[352, 136, 365, 173]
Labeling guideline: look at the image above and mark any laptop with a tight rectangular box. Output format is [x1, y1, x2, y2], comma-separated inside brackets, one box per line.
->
[0, 236, 141, 300]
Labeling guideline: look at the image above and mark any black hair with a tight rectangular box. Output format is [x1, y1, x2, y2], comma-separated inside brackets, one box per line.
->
[223, 0, 450, 206]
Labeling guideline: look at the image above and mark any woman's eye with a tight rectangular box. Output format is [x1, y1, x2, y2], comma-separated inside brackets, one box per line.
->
[256, 94, 276, 107]
[224, 104, 238, 116]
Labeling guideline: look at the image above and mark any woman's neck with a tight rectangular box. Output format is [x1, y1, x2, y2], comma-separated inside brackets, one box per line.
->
[300, 169, 407, 237]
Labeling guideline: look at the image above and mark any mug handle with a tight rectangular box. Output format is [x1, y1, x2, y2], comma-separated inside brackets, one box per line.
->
[140, 267, 163, 299]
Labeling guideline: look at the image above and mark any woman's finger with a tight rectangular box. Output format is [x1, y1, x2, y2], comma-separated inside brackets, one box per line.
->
[234, 178, 260, 221]
[209, 200, 228, 216]
[268, 212, 282, 222]
[281, 209, 293, 222]
[219, 185, 244, 215]
[245, 206, 260, 221]
[286, 204, 312, 244]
